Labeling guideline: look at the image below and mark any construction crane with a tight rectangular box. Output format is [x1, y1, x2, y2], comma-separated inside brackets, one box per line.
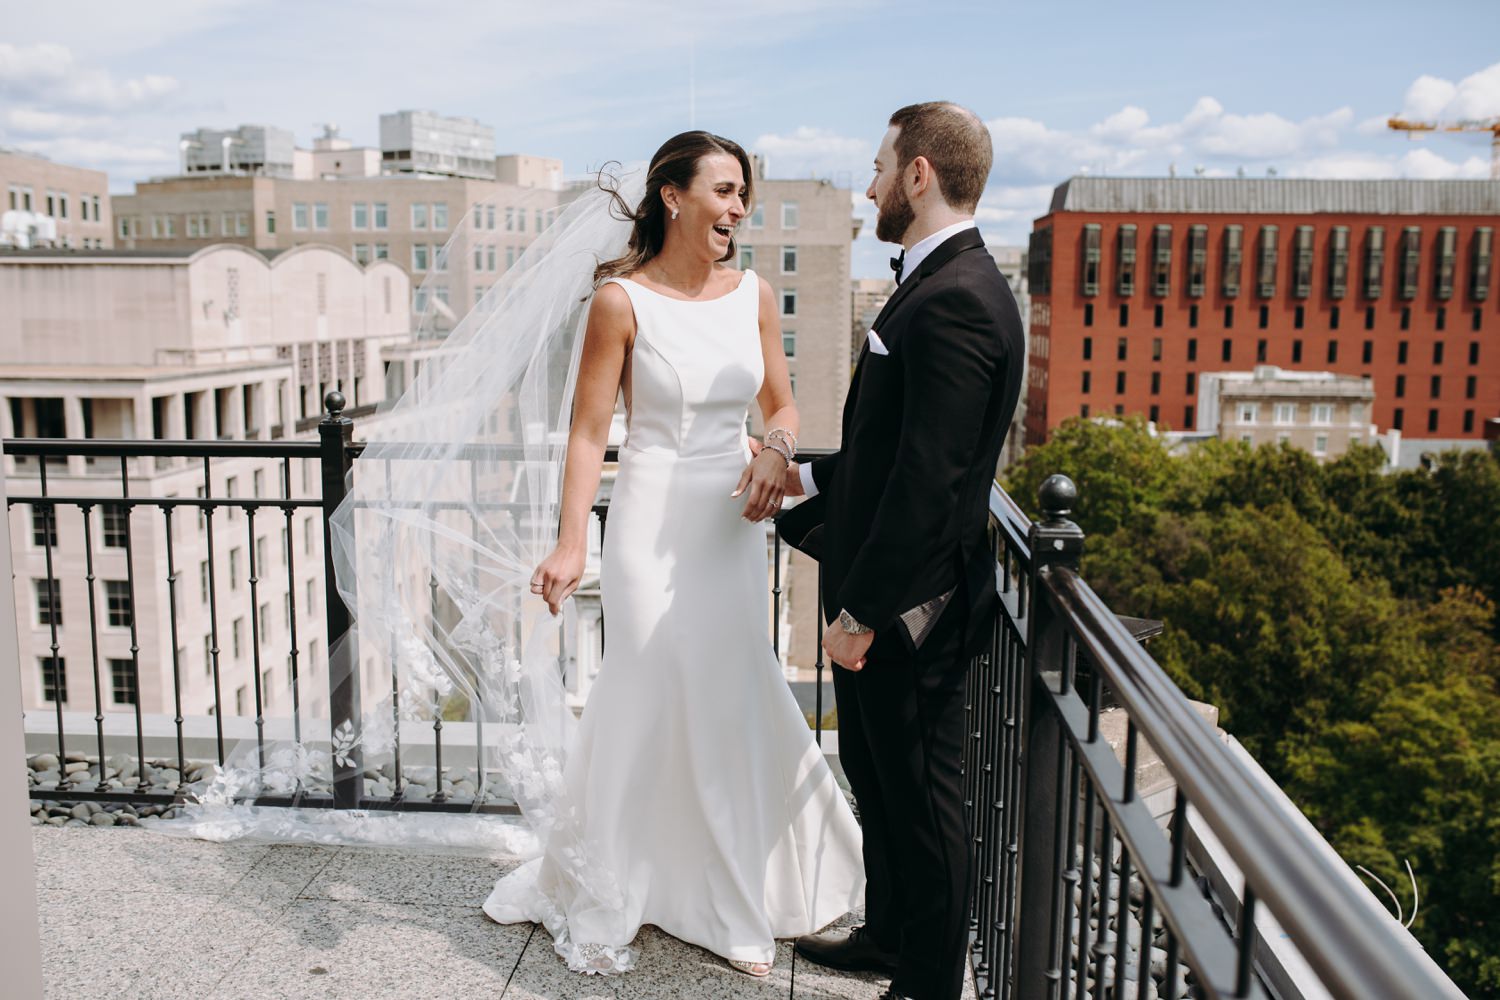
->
[1387, 116, 1500, 179]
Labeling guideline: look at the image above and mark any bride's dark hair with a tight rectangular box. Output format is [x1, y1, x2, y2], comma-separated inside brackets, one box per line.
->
[593, 131, 754, 285]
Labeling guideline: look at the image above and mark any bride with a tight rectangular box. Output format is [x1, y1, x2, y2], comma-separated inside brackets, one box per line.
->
[478, 131, 865, 975]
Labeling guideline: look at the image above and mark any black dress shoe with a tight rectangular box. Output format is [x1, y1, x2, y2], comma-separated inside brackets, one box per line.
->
[793, 924, 900, 974]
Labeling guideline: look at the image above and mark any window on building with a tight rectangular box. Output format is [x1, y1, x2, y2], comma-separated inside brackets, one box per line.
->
[739, 246, 754, 270]
[1084, 303, 1094, 327]
[1257, 339, 1268, 362]
[375, 243, 389, 260]
[1398, 340, 1409, 364]
[1259, 305, 1269, 329]
[1115, 372, 1126, 394]
[1330, 305, 1341, 330]
[1362, 340, 1373, 364]
[293, 203, 308, 230]
[352, 203, 369, 229]
[1082, 336, 1094, 361]
[1184, 405, 1195, 427]
[1312, 404, 1334, 425]
[486, 245, 496, 271]
[1292, 225, 1314, 298]
[412, 203, 429, 229]
[1274, 403, 1297, 424]
[1257, 225, 1279, 298]
[1434, 341, 1445, 364]
[1221, 224, 1243, 297]
[1363, 226, 1385, 299]
[432, 203, 448, 230]
[35, 578, 61, 626]
[1116, 224, 1136, 296]
[1117, 337, 1128, 361]
[1328, 225, 1350, 298]
[200, 560, 211, 604]
[1393, 407, 1404, 430]
[259, 602, 272, 645]
[1463, 410, 1475, 433]
[1470, 342, 1480, 365]
[104, 580, 132, 628]
[1082, 371, 1092, 393]
[101, 504, 128, 548]
[781, 289, 797, 317]
[1427, 409, 1439, 433]
[1081, 224, 1101, 296]
[1314, 433, 1329, 456]
[782, 331, 795, 358]
[1187, 338, 1197, 362]
[1153, 304, 1164, 328]
[1152, 224, 1172, 296]
[1222, 339, 1233, 362]
[749, 204, 764, 228]
[1470, 227, 1492, 301]
[485, 204, 495, 230]
[1434, 226, 1457, 300]
[41, 657, 66, 703]
[353, 244, 370, 265]
[781, 202, 799, 229]
[1119, 304, 1129, 326]
[1430, 375, 1442, 398]
[373, 203, 388, 229]
[110, 659, 137, 705]
[1399, 226, 1421, 299]
[313, 203, 328, 230]
[1239, 403, 1259, 424]
[1028, 226, 1052, 295]
[413, 244, 430, 271]
[233, 617, 245, 659]
[781, 246, 798, 274]
[1292, 339, 1303, 363]
[1437, 307, 1447, 331]
[1328, 341, 1339, 364]
[1152, 337, 1162, 361]
[1187, 224, 1207, 297]
[1396, 374, 1407, 397]
[1150, 371, 1161, 395]
[1186, 372, 1197, 395]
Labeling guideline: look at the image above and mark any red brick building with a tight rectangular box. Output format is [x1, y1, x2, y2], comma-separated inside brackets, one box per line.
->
[1023, 178, 1498, 445]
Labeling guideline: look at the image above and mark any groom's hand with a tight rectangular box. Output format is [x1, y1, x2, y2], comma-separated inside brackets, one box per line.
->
[823, 621, 874, 672]
[785, 461, 805, 497]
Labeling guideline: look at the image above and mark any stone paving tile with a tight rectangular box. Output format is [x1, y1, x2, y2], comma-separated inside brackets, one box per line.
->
[32, 827, 269, 898]
[503, 923, 796, 1000]
[203, 898, 529, 1000]
[300, 844, 519, 907]
[38, 889, 252, 1000]
[228, 843, 342, 902]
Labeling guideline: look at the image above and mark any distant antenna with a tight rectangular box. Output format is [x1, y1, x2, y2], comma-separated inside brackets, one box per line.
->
[1168, 162, 1177, 178]
[1194, 164, 1205, 176]
[1267, 166, 1279, 177]
[1236, 165, 1245, 178]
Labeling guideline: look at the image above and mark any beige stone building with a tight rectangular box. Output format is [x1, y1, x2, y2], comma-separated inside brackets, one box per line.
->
[852, 276, 897, 364]
[2, 245, 415, 722]
[1196, 366, 1394, 462]
[733, 171, 860, 675]
[1, 150, 113, 250]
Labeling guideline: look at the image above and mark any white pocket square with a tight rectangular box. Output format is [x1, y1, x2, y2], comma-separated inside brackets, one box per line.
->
[866, 329, 889, 355]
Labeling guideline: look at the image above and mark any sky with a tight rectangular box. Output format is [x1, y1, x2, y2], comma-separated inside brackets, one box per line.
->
[3, 0, 1499, 278]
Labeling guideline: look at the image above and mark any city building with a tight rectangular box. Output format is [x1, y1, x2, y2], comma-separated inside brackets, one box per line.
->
[1, 150, 113, 250]
[1024, 178, 1499, 447]
[852, 276, 896, 364]
[736, 168, 860, 674]
[379, 111, 497, 180]
[179, 125, 296, 177]
[2, 245, 415, 720]
[112, 116, 565, 330]
[1195, 366, 1393, 462]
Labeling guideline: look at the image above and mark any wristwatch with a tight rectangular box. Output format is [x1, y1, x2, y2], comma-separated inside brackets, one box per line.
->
[838, 609, 872, 635]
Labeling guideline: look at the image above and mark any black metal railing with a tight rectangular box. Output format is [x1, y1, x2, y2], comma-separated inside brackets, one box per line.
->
[5, 396, 1462, 997]
[966, 473, 1459, 999]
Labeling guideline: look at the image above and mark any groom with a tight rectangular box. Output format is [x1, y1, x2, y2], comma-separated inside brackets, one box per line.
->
[779, 102, 1024, 1000]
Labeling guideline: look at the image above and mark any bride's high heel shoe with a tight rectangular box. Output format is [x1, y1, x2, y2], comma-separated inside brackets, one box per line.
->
[727, 958, 773, 977]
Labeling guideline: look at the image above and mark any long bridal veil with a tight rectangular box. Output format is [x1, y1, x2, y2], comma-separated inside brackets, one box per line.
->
[157, 176, 643, 899]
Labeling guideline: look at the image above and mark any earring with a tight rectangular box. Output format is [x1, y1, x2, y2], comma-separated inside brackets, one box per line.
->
[671, 209, 679, 220]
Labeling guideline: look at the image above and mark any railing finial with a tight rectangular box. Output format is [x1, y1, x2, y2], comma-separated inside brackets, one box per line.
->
[1038, 473, 1078, 525]
[323, 390, 347, 421]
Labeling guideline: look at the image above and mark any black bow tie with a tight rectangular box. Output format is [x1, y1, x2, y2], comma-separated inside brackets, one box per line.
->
[890, 249, 906, 283]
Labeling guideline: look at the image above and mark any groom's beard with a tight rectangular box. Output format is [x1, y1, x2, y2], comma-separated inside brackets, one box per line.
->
[874, 182, 915, 245]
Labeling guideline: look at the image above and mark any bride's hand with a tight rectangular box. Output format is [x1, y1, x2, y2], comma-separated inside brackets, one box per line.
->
[531, 545, 584, 616]
[732, 448, 788, 522]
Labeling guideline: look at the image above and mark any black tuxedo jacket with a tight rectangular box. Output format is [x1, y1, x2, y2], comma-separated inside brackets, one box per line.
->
[779, 227, 1024, 661]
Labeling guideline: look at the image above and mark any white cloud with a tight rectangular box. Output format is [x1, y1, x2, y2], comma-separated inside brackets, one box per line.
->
[0, 43, 179, 112]
[751, 127, 873, 181]
[1399, 63, 1500, 122]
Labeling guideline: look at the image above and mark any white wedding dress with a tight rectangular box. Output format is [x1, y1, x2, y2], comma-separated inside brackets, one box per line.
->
[482, 268, 865, 971]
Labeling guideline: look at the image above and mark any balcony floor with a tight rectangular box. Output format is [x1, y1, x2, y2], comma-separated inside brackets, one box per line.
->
[33, 828, 976, 999]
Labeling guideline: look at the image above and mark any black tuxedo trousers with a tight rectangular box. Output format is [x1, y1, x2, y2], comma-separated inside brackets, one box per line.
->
[782, 228, 1025, 1000]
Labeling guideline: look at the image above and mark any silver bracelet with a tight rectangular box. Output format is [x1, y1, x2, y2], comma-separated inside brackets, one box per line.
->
[763, 439, 792, 467]
[766, 426, 798, 457]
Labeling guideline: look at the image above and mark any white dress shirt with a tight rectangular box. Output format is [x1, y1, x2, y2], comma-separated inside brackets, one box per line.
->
[796, 219, 979, 499]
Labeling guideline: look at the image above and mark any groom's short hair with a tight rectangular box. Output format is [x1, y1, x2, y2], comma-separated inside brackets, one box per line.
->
[888, 102, 992, 213]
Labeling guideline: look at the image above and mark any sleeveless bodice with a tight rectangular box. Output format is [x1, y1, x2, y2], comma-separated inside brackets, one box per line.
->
[605, 270, 763, 457]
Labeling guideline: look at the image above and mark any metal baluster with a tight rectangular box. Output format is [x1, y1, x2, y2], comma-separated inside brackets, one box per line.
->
[385, 460, 403, 801]
[1137, 888, 1156, 1000]
[161, 506, 187, 785]
[1074, 788, 1097, 1000]
[1043, 730, 1072, 1000]
[1093, 813, 1114, 993]
[203, 457, 225, 761]
[1236, 885, 1258, 997]
[246, 507, 265, 769]
[428, 534, 445, 804]
[1056, 747, 1083, 999]
[281, 457, 303, 755]
[1112, 852, 1134, 1000]
[319, 393, 362, 809]
[80, 503, 106, 790]
[119, 458, 145, 790]
[36, 460, 66, 781]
